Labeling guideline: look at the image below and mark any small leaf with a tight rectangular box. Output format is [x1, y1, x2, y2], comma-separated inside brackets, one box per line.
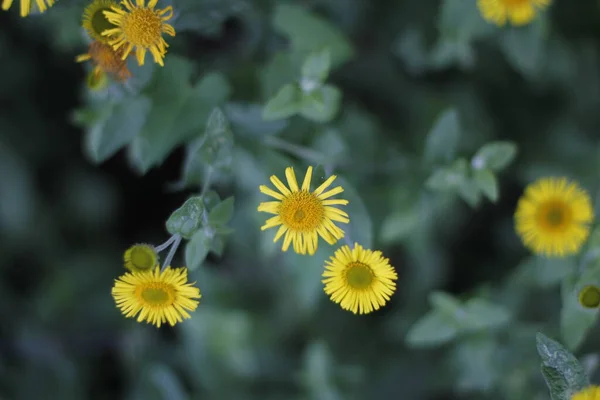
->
[405, 311, 458, 348]
[185, 230, 211, 271]
[457, 179, 482, 208]
[202, 191, 221, 211]
[166, 197, 205, 240]
[536, 332, 589, 396]
[301, 49, 331, 82]
[262, 83, 303, 120]
[473, 168, 499, 202]
[210, 235, 226, 257]
[460, 299, 511, 330]
[471, 141, 518, 171]
[299, 85, 342, 123]
[225, 102, 288, 137]
[208, 197, 235, 226]
[426, 158, 468, 191]
[429, 291, 461, 316]
[541, 365, 570, 400]
[424, 108, 460, 164]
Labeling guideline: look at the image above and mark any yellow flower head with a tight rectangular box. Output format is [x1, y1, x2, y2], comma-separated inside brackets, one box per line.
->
[102, 0, 175, 67]
[579, 285, 600, 309]
[112, 266, 201, 327]
[1, 0, 55, 17]
[477, 0, 551, 26]
[123, 243, 158, 272]
[76, 40, 132, 82]
[322, 243, 398, 315]
[572, 386, 600, 400]
[82, 0, 118, 43]
[258, 166, 349, 256]
[515, 177, 594, 258]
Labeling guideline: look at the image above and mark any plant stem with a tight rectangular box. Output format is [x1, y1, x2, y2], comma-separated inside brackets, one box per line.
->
[161, 234, 182, 270]
[155, 235, 178, 253]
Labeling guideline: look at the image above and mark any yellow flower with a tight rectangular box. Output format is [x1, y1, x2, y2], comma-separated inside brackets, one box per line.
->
[515, 177, 594, 258]
[579, 285, 600, 309]
[82, 0, 118, 43]
[1, 0, 55, 17]
[112, 266, 201, 327]
[322, 243, 398, 314]
[572, 386, 600, 400]
[258, 166, 349, 256]
[102, 0, 175, 67]
[123, 243, 158, 272]
[76, 40, 132, 82]
[477, 0, 551, 26]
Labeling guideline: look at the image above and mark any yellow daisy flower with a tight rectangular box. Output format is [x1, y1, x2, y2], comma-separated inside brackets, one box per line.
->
[112, 266, 201, 327]
[579, 285, 600, 309]
[572, 386, 600, 400]
[322, 243, 398, 314]
[76, 40, 132, 82]
[1, 0, 55, 17]
[477, 0, 551, 26]
[123, 243, 158, 273]
[82, 0, 118, 44]
[102, 0, 175, 67]
[515, 177, 594, 258]
[258, 166, 349, 256]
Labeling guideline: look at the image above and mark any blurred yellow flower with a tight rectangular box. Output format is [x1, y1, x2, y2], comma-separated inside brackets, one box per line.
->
[515, 177, 593, 258]
[322, 243, 398, 315]
[123, 243, 158, 273]
[572, 386, 600, 400]
[76, 40, 131, 82]
[477, 0, 550, 26]
[102, 0, 175, 66]
[258, 166, 349, 256]
[1, 0, 54, 17]
[86, 67, 109, 91]
[112, 266, 201, 327]
[82, 0, 118, 43]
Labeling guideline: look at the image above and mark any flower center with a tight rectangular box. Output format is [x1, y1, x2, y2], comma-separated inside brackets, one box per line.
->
[91, 7, 115, 36]
[122, 8, 163, 47]
[279, 191, 324, 231]
[139, 284, 174, 306]
[130, 247, 154, 270]
[501, 0, 528, 6]
[345, 262, 374, 290]
[538, 200, 572, 231]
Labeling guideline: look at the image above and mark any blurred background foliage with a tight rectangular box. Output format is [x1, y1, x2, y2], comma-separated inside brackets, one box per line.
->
[3, 0, 600, 399]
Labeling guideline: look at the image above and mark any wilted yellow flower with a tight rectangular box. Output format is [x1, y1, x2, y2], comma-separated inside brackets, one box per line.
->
[112, 266, 201, 327]
[76, 40, 132, 82]
[572, 386, 600, 400]
[102, 0, 175, 66]
[322, 243, 398, 315]
[514, 177, 593, 258]
[258, 166, 349, 256]
[1, 0, 55, 17]
[477, 0, 551, 26]
[123, 244, 158, 272]
[82, 0, 118, 43]
[86, 67, 109, 91]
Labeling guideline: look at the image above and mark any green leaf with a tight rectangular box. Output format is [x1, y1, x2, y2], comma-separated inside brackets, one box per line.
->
[500, 19, 548, 77]
[429, 291, 461, 316]
[83, 97, 151, 163]
[460, 298, 511, 330]
[424, 108, 460, 164]
[273, 4, 354, 68]
[208, 197, 235, 226]
[301, 49, 331, 82]
[166, 197, 205, 240]
[536, 332, 589, 398]
[128, 59, 231, 173]
[262, 83, 303, 120]
[225, 103, 288, 137]
[185, 230, 211, 271]
[202, 191, 221, 211]
[472, 141, 518, 171]
[426, 158, 468, 191]
[438, 0, 494, 41]
[299, 85, 342, 123]
[457, 179, 482, 208]
[210, 235, 226, 257]
[405, 311, 458, 348]
[473, 168, 499, 202]
[379, 208, 419, 244]
[541, 365, 570, 400]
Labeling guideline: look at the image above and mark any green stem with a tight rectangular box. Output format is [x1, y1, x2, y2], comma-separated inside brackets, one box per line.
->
[161, 234, 182, 270]
[264, 136, 326, 165]
[155, 235, 178, 253]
